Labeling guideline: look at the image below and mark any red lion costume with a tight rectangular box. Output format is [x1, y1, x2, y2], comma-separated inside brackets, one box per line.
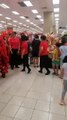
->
[0, 36, 8, 78]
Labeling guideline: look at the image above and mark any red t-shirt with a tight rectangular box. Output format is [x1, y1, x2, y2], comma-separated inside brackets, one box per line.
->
[40, 41, 49, 56]
[9, 37, 20, 49]
[21, 41, 28, 55]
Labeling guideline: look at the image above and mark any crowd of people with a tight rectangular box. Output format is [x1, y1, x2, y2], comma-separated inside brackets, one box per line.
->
[0, 31, 67, 105]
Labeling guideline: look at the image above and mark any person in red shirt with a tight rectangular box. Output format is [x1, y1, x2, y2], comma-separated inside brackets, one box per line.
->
[20, 34, 31, 73]
[39, 35, 50, 75]
[0, 36, 8, 78]
[9, 32, 20, 69]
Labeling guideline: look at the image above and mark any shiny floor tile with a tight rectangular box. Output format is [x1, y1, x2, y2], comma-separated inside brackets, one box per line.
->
[49, 113, 66, 120]
[0, 116, 12, 120]
[21, 98, 37, 109]
[0, 67, 66, 120]
[15, 107, 33, 120]
[1, 104, 19, 117]
[35, 100, 50, 112]
[31, 110, 49, 120]
[8, 96, 24, 106]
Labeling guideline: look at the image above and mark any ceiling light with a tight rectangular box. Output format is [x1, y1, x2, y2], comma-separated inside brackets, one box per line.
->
[19, 23, 22, 25]
[12, 11, 19, 15]
[7, 23, 12, 25]
[36, 15, 41, 18]
[54, 8, 59, 12]
[55, 18, 59, 21]
[0, 3, 10, 9]
[53, 0, 60, 4]
[32, 10, 38, 14]
[55, 14, 59, 17]
[30, 22, 34, 25]
[20, 16, 25, 19]
[5, 17, 11, 20]
[0, 14, 3, 16]
[13, 20, 18, 23]
[23, 1, 33, 7]
[26, 19, 30, 22]
[33, 24, 36, 26]
[40, 19, 44, 22]
[13, 24, 16, 26]
[55, 21, 59, 24]
[1, 21, 6, 23]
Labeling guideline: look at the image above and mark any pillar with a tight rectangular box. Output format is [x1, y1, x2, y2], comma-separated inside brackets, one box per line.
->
[43, 12, 56, 33]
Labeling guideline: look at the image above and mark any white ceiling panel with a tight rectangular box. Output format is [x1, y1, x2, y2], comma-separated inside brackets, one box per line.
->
[0, 0, 66, 33]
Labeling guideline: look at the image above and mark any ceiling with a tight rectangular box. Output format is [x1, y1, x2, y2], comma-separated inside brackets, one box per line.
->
[0, 0, 66, 34]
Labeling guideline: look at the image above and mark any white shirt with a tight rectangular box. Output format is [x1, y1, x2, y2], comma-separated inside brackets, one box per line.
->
[59, 45, 67, 60]
[62, 63, 67, 80]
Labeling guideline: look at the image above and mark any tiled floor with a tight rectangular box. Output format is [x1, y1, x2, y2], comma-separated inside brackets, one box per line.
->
[0, 66, 67, 120]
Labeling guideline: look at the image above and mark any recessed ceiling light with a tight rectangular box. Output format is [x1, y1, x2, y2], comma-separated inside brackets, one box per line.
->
[20, 16, 25, 19]
[54, 8, 59, 12]
[13, 20, 18, 23]
[7, 23, 12, 25]
[23, 1, 33, 7]
[36, 15, 41, 18]
[32, 10, 38, 14]
[30, 22, 34, 24]
[55, 14, 59, 17]
[5, 17, 11, 20]
[53, 0, 60, 5]
[1, 21, 6, 23]
[19, 23, 22, 25]
[33, 24, 36, 26]
[40, 19, 44, 22]
[0, 14, 3, 16]
[55, 18, 59, 21]
[13, 24, 17, 26]
[26, 19, 30, 22]
[0, 3, 10, 9]
[55, 21, 59, 23]
[12, 11, 19, 15]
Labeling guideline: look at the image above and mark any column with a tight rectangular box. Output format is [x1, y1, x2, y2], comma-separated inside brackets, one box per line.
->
[43, 12, 55, 33]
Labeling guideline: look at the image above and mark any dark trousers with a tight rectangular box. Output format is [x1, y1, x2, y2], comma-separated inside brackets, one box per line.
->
[10, 49, 19, 69]
[22, 54, 30, 70]
[40, 55, 50, 72]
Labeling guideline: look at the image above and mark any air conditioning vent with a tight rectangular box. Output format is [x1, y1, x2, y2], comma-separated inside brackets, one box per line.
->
[18, 2, 26, 7]
[24, 16, 29, 19]
[35, 17, 39, 20]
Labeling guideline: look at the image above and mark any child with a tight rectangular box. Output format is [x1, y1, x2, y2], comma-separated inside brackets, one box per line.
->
[59, 56, 67, 105]
[52, 43, 60, 75]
